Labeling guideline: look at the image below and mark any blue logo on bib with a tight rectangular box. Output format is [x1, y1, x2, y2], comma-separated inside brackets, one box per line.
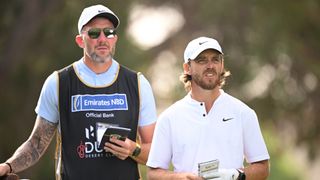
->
[71, 94, 128, 112]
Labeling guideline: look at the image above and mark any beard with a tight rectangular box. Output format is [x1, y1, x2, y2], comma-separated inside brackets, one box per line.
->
[86, 41, 115, 63]
[89, 52, 112, 63]
[192, 69, 221, 90]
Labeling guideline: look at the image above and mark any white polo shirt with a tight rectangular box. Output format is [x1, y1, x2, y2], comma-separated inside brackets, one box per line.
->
[147, 90, 269, 173]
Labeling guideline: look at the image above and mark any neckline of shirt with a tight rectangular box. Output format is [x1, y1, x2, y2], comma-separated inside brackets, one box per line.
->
[186, 90, 225, 118]
[73, 58, 119, 87]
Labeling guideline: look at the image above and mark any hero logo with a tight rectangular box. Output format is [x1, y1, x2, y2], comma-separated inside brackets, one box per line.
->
[76, 125, 104, 159]
[85, 125, 95, 139]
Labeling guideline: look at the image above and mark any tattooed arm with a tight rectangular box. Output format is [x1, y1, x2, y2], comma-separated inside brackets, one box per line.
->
[0, 116, 57, 175]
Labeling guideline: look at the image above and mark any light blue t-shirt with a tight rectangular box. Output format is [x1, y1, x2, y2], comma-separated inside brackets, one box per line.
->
[35, 58, 157, 127]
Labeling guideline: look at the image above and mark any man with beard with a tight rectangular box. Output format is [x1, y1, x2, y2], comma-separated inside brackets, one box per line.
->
[147, 37, 270, 180]
[0, 4, 157, 179]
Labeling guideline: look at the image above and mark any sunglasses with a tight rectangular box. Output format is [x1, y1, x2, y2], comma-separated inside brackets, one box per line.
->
[84, 28, 117, 39]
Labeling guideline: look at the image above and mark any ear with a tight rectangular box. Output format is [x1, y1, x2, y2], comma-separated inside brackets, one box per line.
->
[221, 59, 225, 72]
[75, 35, 85, 48]
[183, 63, 191, 75]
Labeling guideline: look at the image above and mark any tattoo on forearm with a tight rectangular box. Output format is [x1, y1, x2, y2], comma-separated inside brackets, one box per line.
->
[8, 118, 57, 172]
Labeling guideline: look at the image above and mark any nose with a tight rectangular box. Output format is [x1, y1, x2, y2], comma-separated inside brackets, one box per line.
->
[206, 60, 216, 68]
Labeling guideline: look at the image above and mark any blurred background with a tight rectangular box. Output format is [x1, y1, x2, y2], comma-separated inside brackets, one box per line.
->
[0, 0, 319, 179]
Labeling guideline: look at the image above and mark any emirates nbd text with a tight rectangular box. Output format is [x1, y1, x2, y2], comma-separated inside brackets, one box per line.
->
[72, 94, 128, 112]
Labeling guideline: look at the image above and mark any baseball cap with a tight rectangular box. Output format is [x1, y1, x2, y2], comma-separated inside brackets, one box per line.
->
[78, 4, 120, 34]
[183, 37, 223, 63]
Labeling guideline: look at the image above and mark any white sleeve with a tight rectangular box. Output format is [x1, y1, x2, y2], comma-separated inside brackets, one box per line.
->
[242, 108, 270, 163]
[34, 71, 59, 124]
[138, 74, 157, 126]
[146, 112, 172, 169]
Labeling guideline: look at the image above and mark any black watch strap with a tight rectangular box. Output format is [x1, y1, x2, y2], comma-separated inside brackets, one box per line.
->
[237, 169, 246, 180]
[131, 143, 141, 157]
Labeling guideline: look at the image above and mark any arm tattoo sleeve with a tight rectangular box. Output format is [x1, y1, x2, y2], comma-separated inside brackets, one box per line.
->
[7, 116, 57, 173]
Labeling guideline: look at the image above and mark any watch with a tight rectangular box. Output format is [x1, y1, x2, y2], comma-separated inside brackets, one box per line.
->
[131, 143, 141, 157]
[237, 169, 246, 180]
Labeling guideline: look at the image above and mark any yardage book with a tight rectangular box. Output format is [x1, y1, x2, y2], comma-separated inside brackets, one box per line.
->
[198, 159, 219, 179]
[96, 122, 131, 149]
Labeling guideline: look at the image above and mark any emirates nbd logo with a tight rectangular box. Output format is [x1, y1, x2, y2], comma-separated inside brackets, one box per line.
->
[71, 94, 128, 112]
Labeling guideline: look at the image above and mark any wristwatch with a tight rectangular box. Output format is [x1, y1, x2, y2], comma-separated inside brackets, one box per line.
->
[237, 169, 246, 180]
[131, 143, 141, 157]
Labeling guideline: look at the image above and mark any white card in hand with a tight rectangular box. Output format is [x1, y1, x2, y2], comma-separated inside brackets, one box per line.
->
[198, 159, 219, 178]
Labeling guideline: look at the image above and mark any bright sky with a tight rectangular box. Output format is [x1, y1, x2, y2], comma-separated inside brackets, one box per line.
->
[127, 4, 185, 50]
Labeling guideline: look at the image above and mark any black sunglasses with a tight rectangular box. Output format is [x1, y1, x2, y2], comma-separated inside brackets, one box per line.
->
[84, 28, 117, 39]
